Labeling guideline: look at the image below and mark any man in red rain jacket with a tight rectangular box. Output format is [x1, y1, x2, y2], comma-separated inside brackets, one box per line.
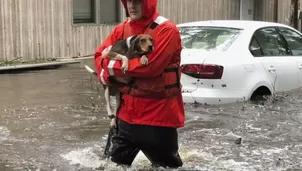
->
[94, 0, 185, 168]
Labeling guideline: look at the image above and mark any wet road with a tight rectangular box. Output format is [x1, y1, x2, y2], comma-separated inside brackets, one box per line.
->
[1, 63, 302, 171]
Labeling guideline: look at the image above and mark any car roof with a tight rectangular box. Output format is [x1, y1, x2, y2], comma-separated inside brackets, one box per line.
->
[177, 20, 290, 30]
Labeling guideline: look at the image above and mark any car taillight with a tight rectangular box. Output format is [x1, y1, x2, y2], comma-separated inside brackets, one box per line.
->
[180, 64, 224, 79]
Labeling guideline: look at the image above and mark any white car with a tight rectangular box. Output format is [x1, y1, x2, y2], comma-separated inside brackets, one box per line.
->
[178, 20, 302, 105]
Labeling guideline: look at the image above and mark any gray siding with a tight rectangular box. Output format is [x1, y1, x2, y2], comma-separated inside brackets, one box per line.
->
[0, 0, 293, 61]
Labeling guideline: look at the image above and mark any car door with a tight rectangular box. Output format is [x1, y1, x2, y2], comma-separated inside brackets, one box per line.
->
[276, 26, 302, 87]
[251, 27, 299, 92]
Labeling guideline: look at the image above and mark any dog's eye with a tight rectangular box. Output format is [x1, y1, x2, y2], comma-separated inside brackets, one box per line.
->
[140, 39, 146, 43]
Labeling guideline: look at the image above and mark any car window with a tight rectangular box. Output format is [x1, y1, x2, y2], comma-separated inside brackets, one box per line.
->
[277, 27, 302, 56]
[178, 26, 242, 51]
[249, 36, 263, 57]
[253, 27, 289, 56]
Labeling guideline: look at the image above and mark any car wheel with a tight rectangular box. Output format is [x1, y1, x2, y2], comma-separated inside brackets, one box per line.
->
[250, 86, 272, 101]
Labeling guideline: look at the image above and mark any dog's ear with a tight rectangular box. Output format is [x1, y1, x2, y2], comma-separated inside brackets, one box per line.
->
[129, 35, 138, 44]
[130, 36, 139, 52]
[127, 35, 139, 58]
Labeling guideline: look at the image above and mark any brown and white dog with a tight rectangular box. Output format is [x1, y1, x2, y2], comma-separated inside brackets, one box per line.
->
[85, 34, 154, 127]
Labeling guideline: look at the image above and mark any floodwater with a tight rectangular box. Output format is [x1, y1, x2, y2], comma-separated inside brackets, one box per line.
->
[1, 63, 302, 171]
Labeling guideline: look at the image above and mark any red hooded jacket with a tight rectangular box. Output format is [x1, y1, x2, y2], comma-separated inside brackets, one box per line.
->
[94, 0, 185, 128]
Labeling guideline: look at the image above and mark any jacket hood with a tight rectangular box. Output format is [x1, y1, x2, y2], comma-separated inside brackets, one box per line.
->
[120, 0, 158, 20]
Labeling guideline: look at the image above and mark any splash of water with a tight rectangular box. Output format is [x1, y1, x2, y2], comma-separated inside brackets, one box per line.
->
[0, 126, 10, 142]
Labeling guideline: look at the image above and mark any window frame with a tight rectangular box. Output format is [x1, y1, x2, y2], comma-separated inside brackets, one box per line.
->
[249, 35, 263, 57]
[72, 0, 96, 24]
[276, 26, 302, 56]
[249, 26, 292, 57]
[72, 0, 122, 26]
[99, 0, 121, 25]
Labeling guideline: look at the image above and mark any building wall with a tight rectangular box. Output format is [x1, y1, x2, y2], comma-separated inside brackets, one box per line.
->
[0, 0, 293, 61]
[277, 0, 294, 26]
[157, 0, 240, 24]
[253, 0, 292, 25]
[254, 0, 277, 22]
[0, 0, 121, 61]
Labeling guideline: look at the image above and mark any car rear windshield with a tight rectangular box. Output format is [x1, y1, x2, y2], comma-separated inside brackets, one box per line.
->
[178, 26, 242, 51]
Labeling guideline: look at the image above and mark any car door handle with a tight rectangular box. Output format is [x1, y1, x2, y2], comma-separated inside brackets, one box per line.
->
[268, 66, 276, 72]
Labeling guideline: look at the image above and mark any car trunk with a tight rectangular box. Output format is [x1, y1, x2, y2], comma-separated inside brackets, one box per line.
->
[180, 49, 224, 92]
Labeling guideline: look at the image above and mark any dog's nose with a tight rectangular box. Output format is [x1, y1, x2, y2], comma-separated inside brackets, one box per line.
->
[148, 45, 153, 51]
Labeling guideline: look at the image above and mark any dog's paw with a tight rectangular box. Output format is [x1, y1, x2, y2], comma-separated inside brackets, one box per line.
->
[121, 66, 128, 74]
[140, 55, 148, 65]
[121, 58, 129, 73]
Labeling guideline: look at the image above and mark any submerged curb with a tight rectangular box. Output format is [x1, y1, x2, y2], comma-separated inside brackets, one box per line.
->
[0, 60, 81, 72]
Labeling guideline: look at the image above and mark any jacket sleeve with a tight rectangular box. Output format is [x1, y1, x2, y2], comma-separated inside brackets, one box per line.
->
[94, 25, 122, 82]
[103, 24, 181, 78]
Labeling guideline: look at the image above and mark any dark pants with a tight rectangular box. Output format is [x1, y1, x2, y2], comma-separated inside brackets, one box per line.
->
[107, 119, 183, 168]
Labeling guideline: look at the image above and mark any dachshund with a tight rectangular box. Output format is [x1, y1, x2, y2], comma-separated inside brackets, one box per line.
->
[85, 34, 154, 128]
